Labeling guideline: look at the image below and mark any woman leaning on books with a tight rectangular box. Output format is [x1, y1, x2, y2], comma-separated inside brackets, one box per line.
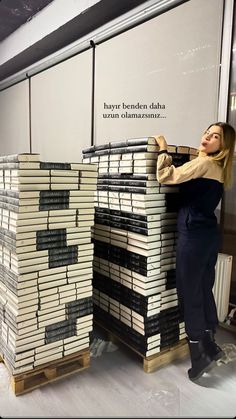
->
[154, 122, 236, 382]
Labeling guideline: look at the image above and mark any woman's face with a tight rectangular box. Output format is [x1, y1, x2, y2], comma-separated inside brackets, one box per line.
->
[199, 125, 223, 154]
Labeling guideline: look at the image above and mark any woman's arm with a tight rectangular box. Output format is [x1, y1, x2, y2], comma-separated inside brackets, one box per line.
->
[153, 135, 168, 152]
[153, 135, 208, 184]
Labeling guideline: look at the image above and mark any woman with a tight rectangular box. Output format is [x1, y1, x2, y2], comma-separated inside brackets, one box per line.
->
[154, 122, 235, 381]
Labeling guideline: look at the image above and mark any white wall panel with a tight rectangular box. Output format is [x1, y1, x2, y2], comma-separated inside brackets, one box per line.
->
[31, 50, 92, 162]
[0, 80, 30, 155]
[94, 0, 223, 148]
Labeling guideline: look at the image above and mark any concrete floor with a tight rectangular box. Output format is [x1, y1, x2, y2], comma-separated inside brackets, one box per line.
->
[0, 326, 236, 418]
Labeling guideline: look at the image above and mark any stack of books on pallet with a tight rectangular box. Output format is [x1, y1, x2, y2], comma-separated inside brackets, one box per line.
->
[82, 139, 197, 357]
[0, 153, 97, 374]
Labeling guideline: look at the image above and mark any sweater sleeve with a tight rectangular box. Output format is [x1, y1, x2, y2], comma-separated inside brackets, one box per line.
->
[156, 153, 209, 184]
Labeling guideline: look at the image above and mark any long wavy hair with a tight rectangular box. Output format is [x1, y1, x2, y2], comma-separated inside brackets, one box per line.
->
[200, 122, 236, 188]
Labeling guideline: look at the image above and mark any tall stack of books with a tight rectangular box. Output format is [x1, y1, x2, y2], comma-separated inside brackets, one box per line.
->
[82, 139, 197, 357]
[0, 153, 97, 374]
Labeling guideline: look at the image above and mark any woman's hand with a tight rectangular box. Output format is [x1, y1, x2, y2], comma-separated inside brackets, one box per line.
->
[153, 135, 168, 151]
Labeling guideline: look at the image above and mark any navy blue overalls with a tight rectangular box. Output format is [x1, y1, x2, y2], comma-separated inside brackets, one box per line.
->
[176, 177, 224, 341]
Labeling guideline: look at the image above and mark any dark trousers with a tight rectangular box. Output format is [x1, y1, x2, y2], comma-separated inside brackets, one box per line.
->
[176, 230, 220, 341]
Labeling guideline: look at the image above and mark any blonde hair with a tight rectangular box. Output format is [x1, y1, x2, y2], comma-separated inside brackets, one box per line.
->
[200, 122, 236, 189]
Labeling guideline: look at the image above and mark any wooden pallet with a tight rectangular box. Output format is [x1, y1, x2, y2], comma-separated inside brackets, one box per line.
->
[0, 349, 90, 396]
[95, 321, 189, 373]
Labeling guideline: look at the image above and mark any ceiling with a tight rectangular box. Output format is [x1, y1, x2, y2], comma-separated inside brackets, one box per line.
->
[0, 0, 151, 82]
[0, 0, 188, 83]
[0, 0, 54, 42]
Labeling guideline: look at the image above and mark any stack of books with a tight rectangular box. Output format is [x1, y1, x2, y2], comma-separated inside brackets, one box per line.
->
[0, 153, 97, 374]
[83, 138, 197, 357]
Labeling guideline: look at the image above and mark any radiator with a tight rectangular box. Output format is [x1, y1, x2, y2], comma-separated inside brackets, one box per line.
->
[213, 253, 233, 323]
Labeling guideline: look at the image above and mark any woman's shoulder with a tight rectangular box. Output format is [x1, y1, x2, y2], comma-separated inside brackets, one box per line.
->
[197, 155, 224, 182]
[187, 155, 211, 169]
[197, 154, 221, 167]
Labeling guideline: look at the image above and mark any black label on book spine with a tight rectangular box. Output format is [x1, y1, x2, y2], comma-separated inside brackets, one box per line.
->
[36, 229, 67, 250]
[39, 190, 70, 210]
[94, 239, 149, 273]
[46, 318, 75, 332]
[48, 245, 78, 268]
[40, 162, 71, 170]
[82, 145, 96, 154]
